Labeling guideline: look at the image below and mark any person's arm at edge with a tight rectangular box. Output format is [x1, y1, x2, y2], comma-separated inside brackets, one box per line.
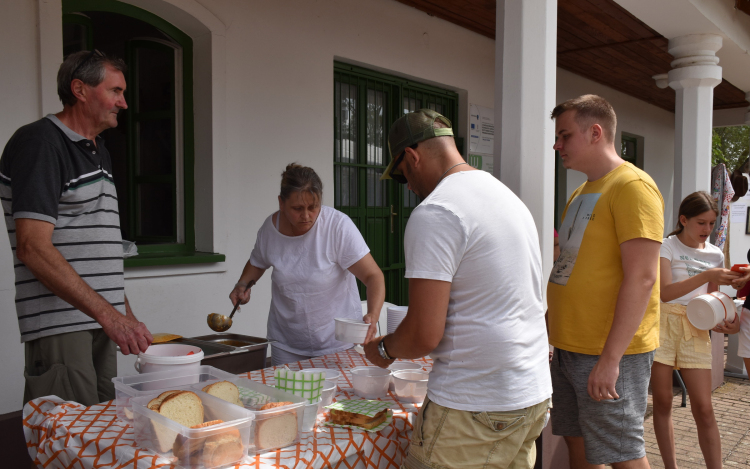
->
[587, 237, 660, 401]
[364, 278, 450, 368]
[230, 260, 267, 307]
[15, 218, 152, 354]
[348, 253, 385, 343]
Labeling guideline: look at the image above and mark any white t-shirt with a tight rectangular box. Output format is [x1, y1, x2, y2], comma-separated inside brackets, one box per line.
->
[249, 206, 370, 356]
[660, 234, 724, 305]
[405, 170, 552, 412]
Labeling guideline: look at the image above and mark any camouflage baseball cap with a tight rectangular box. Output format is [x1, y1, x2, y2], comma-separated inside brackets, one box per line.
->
[380, 109, 454, 181]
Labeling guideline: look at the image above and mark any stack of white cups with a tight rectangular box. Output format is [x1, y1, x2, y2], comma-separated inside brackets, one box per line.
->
[387, 306, 408, 334]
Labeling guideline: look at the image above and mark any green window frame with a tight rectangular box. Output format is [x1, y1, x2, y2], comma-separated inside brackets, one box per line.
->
[333, 62, 459, 305]
[62, 0, 224, 267]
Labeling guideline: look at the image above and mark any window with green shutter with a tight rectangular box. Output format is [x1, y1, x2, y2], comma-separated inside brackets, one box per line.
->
[333, 63, 459, 305]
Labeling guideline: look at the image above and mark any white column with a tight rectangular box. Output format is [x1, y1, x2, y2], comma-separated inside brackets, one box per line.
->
[494, 0, 558, 278]
[667, 34, 722, 216]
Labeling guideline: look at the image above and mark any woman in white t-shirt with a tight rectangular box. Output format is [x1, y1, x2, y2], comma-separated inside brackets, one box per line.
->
[229, 164, 385, 366]
[651, 191, 743, 469]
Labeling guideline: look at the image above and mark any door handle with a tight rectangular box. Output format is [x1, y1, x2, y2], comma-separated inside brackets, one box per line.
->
[390, 205, 398, 234]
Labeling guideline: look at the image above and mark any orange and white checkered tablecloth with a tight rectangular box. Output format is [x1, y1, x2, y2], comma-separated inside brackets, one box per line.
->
[23, 349, 432, 469]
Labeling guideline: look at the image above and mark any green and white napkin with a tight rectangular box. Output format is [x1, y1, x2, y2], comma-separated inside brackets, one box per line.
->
[323, 399, 393, 432]
[238, 386, 271, 407]
[274, 367, 325, 404]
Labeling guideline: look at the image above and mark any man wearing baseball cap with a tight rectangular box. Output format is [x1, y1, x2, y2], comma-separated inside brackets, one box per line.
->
[364, 109, 552, 468]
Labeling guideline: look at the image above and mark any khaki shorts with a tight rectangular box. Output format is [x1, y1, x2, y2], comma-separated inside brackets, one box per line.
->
[654, 302, 712, 369]
[403, 396, 551, 469]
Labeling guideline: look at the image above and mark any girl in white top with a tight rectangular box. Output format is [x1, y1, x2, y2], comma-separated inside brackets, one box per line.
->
[652, 191, 743, 469]
[230, 164, 385, 366]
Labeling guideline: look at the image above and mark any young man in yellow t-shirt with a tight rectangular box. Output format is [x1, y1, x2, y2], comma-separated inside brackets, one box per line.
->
[547, 95, 664, 469]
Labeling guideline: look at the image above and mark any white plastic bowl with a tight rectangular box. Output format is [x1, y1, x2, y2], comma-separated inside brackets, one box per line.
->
[334, 318, 369, 344]
[392, 370, 429, 403]
[687, 291, 736, 330]
[387, 362, 423, 391]
[134, 344, 204, 376]
[300, 368, 342, 387]
[320, 380, 336, 409]
[351, 366, 392, 399]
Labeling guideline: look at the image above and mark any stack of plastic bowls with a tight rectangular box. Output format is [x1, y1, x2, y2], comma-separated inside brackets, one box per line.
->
[387, 306, 408, 334]
[687, 291, 736, 330]
[387, 361, 423, 391]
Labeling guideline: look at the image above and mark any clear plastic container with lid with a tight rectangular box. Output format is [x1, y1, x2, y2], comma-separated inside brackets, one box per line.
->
[132, 389, 255, 469]
[194, 378, 307, 455]
[112, 365, 237, 422]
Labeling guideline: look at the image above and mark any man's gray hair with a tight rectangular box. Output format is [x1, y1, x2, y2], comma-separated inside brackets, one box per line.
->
[57, 50, 127, 107]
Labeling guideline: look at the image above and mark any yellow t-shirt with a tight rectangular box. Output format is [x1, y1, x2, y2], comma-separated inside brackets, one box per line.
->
[547, 163, 664, 355]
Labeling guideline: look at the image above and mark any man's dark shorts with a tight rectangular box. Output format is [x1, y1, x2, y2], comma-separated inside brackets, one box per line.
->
[550, 348, 654, 465]
[24, 329, 116, 406]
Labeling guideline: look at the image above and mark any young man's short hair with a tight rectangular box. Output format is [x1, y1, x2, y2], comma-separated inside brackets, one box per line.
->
[550, 94, 617, 143]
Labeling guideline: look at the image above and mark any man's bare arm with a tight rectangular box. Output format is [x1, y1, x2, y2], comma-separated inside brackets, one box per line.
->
[15, 218, 152, 354]
[587, 237, 660, 401]
[364, 278, 450, 367]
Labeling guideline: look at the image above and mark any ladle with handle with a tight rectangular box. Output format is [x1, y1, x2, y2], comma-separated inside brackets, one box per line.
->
[207, 280, 256, 332]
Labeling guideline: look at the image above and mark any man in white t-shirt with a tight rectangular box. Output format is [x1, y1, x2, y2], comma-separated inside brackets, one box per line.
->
[363, 109, 552, 469]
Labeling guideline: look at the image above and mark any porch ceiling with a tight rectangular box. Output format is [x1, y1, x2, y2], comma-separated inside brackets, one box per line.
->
[394, 0, 749, 112]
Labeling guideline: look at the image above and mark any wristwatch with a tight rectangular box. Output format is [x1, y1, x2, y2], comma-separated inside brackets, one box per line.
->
[378, 337, 392, 360]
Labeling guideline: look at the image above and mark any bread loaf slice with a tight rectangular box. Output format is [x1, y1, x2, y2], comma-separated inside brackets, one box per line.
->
[173, 419, 224, 462]
[256, 412, 298, 450]
[147, 390, 181, 411]
[202, 381, 240, 406]
[201, 429, 244, 467]
[159, 391, 204, 428]
[150, 391, 204, 453]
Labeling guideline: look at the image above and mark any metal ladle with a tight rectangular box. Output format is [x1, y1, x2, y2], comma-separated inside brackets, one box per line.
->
[207, 280, 255, 332]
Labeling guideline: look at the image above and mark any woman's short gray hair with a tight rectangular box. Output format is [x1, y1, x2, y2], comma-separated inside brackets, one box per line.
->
[57, 50, 127, 107]
[280, 163, 323, 202]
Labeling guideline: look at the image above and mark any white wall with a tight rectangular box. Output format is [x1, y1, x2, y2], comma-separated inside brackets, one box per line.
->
[556, 69, 676, 231]
[0, 0, 496, 413]
[0, 0, 43, 414]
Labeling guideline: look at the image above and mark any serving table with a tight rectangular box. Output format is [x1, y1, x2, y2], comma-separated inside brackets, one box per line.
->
[23, 348, 431, 469]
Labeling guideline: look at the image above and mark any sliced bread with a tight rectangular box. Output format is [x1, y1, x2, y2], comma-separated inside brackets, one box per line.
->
[159, 391, 204, 428]
[201, 429, 244, 467]
[173, 419, 224, 461]
[202, 381, 240, 405]
[147, 390, 181, 411]
[256, 412, 298, 450]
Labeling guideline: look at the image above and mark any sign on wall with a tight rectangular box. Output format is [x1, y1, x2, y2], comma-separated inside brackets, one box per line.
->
[469, 104, 495, 156]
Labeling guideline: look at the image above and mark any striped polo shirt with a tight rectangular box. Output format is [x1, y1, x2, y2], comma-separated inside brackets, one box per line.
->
[0, 115, 125, 343]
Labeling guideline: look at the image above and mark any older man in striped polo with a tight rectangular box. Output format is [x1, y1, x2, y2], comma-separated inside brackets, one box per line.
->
[0, 50, 152, 406]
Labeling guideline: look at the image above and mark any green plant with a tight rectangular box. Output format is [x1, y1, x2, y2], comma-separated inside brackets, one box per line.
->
[712, 125, 750, 171]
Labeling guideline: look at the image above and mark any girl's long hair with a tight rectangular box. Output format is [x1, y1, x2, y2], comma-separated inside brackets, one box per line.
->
[667, 191, 719, 237]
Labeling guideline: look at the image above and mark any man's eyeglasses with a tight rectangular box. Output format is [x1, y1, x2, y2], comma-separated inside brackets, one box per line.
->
[388, 143, 418, 184]
[70, 49, 104, 81]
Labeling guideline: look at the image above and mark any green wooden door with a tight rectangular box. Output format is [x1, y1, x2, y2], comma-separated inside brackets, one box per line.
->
[334, 64, 458, 306]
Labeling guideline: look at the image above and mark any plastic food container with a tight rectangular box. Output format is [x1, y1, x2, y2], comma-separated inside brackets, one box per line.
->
[351, 366, 392, 399]
[320, 380, 337, 409]
[227, 379, 306, 455]
[392, 370, 429, 403]
[112, 365, 236, 422]
[300, 368, 342, 387]
[132, 389, 255, 469]
[334, 318, 369, 344]
[687, 291, 736, 330]
[134, 343, 204, 374]
[387, 362, 423, 391]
